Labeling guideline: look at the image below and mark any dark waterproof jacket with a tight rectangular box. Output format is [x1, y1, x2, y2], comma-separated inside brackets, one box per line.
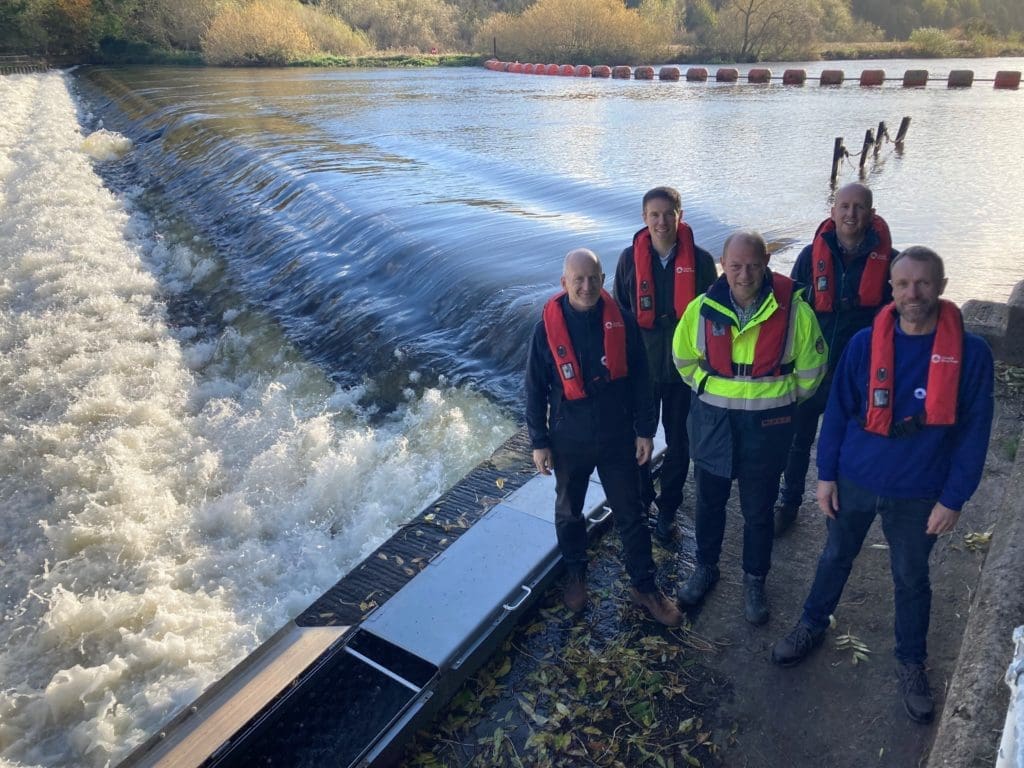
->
[525, 295, 656, 450]
[614, 240, 717, 384]
[791, 228, 897, 370]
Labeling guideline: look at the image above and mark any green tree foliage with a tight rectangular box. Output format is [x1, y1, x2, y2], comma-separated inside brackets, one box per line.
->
[322, 0, 458, 51]
[128, 0, 225, 51]
[474, 0, 672, 64]
[908, 24, 955, 53]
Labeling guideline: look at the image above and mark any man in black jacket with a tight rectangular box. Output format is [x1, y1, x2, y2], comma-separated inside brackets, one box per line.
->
[614, 187, 717, 545]
[526, 248, 681, 626]
[774, 183, 897, 535]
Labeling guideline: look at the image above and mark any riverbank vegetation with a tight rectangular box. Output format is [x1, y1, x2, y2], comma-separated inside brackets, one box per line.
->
[1, 0, 1021, 66]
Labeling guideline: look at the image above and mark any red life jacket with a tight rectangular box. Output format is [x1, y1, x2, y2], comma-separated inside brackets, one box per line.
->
[703, 274, 795, 378]
[864, 299, 963, 436]
[811, 215, 892, 312]
[542, 291, 628, 400]
[633, 223, 697, 329]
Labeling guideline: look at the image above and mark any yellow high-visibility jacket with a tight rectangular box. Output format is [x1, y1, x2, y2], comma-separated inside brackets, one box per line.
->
[673, 272, 827, 410]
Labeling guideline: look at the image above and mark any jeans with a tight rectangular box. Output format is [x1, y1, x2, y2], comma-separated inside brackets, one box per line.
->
[800, 476, 937, 665]
[552, 434, 657, 592]
[778, 381, 830, 507]
[639, 380, 692, 520]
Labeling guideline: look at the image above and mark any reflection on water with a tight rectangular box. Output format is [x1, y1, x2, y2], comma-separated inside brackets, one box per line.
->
[76, 61, 1024, 409]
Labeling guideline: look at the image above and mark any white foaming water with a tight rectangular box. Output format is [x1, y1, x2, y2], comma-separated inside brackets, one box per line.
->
[0, 72, 514, 767]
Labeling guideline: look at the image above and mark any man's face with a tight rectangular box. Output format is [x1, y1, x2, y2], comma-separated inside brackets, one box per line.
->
[890, 257, 946, 328]
[643, 197, 681, 245]
[561, 257, 604, 311]
[830, 187, 874, 244]
[721, 240, 768, 308]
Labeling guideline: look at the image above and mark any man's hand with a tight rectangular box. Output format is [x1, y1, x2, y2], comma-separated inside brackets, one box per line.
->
[926, 502, 960, 535]
[635, 437, 653, 466]
[532, 448, 553, 476]
[816, 479, 839, 519]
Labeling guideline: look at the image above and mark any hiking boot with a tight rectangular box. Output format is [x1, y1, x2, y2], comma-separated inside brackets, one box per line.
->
[652, 506, 679, 548]
[676, 564, 720, 607]
[630, 587, 683, 627]
[773, 503, 799, 537]
[896, 663, 934, 723]
[563, 571, 587, 613]
[743, 573, 770, 625]
[771, 621, 826, 666]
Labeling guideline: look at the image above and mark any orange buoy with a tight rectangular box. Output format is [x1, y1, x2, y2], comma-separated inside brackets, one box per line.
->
[509, 62, 523, 73]
[635, 66, 655, 80]
[545, 63, 559, 75]
[558, 64, 574, 76]
[592, 65, 612, 78]
[946, 69, 974, 87]
[903, 69, 928, 87]
[819, 69, 844, 85]
[574, 64, 592, 77]
[782, 69, 806, 85]
[994, 70, 1021, 89]
[659, 66, 680, 81]
[716, 67, 738, 82]
[747, 68, 771, 84]
[522, 63, 534, 73]
[686, 67, 708, 82]
[612, 65, 632, 79]
[859, 69, 885, 86]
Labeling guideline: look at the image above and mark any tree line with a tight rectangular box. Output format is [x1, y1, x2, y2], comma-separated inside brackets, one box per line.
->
[0, 0, 1021, 65]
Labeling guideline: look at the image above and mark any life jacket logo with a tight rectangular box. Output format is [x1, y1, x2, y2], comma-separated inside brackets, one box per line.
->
[560, 363, 575, 380]
[640, 296, 653, 310]
[876, 367, 887, 382]
[872, 388, 890, 407]
[712, 322, 727, 336]
[556, 345, 567, 358]
[676, 265, 694, 274]
[600, 355, 608, 368]
[914, 387, 927, 399]
[869, 251, 884, 260]
[931, 354, 959, 364]
[605, 320, 623, 330]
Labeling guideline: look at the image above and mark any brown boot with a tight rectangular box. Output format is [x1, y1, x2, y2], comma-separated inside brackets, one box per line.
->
[630, 587, 683, 627]
[563, 572, 587, 613]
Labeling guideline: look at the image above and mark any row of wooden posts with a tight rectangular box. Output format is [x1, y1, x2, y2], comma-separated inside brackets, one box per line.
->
[830, 118, 911, 183]
[484, 60, 1022, 90]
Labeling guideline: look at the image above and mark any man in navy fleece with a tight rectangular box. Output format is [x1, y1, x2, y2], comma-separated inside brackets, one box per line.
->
[771, 246, 994, 725]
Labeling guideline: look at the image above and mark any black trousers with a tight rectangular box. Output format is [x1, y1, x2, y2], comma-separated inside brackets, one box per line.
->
[639, 380, 692, 519]
[552, 434, 657, 592]
[778, 376, 831, 507]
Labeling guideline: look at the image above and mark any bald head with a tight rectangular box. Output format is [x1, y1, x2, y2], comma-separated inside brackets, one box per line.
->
[831, 183, 875, 250]
[561, 248, 605, 311]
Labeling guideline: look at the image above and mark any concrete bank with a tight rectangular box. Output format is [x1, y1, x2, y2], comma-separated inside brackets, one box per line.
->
[931, 279, 1024, 767]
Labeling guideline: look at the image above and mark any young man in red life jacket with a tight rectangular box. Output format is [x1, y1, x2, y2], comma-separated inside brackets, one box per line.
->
[772, 247, 994, 725]
[525, 248, 682, 626]
[613, 187, 717, 546]
[774, 183, 898, 536]
[672, 231, 827, 625]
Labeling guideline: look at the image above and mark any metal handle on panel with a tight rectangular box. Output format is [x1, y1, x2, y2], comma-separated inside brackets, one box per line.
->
[502, 584, 531, 611]
[590, 505, 613, 524]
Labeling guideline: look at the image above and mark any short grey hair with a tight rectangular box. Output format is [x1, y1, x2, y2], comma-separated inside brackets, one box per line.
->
[891, 245, 945, 282]
[722, 229, 768, 261]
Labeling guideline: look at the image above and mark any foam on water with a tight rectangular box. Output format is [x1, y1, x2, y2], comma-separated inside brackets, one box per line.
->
[0, 72, 514, 767]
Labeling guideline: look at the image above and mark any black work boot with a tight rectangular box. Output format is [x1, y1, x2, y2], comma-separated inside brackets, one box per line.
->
[652, 504, 679, 548]
[743, 573, 769, 625]
[896, 663, 935, 723]
[676, 564, 720, 606]
[772, 621, 826, 666]
[773, 503, 799, 537]
[563, 571, 587, 613]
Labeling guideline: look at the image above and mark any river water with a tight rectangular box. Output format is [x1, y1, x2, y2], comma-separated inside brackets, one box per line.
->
[1, 59, 1022, 766]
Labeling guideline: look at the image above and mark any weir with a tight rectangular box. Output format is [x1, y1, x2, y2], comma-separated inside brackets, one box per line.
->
[120, 428, 668, 767]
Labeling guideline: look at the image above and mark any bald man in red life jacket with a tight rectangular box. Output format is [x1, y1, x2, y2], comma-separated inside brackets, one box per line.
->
[774, 183, 898, 536]
[525, 248, 682, 626]
[772, 247, 994, 725]
[614, 187, 717, 545]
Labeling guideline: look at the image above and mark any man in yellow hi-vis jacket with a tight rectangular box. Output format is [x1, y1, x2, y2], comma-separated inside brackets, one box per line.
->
[672, 230, 827, 625]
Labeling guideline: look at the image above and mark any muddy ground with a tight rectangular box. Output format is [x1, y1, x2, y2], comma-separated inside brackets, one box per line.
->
[404, 373, 1024, 768]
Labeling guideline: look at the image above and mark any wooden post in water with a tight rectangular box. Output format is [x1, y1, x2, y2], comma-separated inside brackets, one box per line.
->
[830, 137, 846, 183]
[859, 129, 875, 171]
[895, 116, 911, 146]
[874, 121, 888, 155]
[493, 37, 497, 59]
